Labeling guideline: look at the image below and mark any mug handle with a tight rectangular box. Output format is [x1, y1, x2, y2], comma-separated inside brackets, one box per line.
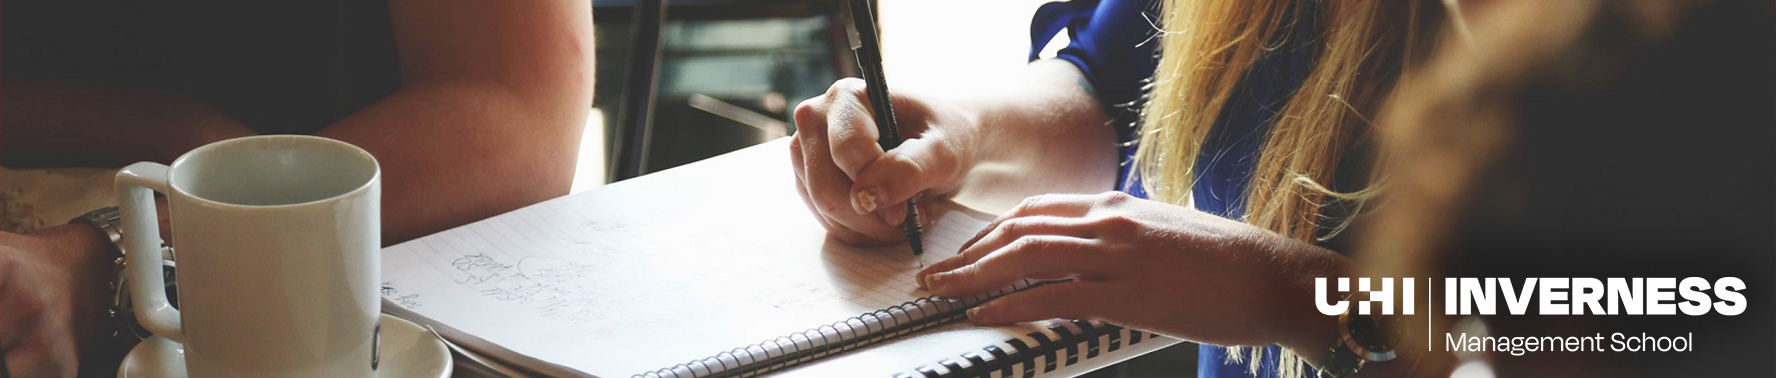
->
[116, 162, 183, 342]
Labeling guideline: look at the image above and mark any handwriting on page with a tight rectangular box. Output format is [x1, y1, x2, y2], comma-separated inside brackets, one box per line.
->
[452, 253, 599, 322]
[391, 207, 611, 324]
[381, 283, 421, 309]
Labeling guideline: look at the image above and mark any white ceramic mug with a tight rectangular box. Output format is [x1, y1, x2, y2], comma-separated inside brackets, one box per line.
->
[116, 135, 382, 377]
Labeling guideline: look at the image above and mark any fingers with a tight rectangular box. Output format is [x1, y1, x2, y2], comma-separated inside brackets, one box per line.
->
[793, 105, 851, 218]
[874, 194, 911, 227]
[967, 281, 1112, 326]
[793, 85, 900, 243]
[824, 80, 884, 180]
[790, 137, 841, 234]
[848, 136, 963, 218]
[918, 215, 1094, 283]
[796, 152, 896, 246]
[0, 261, 40, 351]
[3, 333, 73, 378]
[0, 286, 68, 378]
[958, 194, 1100, 253]
[923, 235, 1113, 297]
[915, 194, 1105, 290]
[792, 78, 962, 245]
[0, 236, 85, 378]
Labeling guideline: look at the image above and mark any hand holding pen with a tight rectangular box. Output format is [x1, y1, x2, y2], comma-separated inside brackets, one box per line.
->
[785, 0, 972, 253]
[844, 0, 925, 257]
[788, 0, 983, 254]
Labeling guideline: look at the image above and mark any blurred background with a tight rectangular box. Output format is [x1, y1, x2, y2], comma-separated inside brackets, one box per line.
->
[573, 0, 1062, 193]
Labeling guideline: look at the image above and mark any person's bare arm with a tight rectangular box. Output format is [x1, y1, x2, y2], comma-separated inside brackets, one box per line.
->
[949, 59, 1120, 211]
[318, 0, 594, 243]
[2, 1, 595, 244]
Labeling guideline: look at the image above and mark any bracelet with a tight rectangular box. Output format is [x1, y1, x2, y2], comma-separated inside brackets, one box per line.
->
[73, 207, 124, 246]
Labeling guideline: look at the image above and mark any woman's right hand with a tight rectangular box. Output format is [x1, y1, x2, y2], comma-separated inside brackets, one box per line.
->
[790, 78, 979, 246]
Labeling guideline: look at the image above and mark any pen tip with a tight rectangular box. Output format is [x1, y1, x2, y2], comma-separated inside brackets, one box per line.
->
[903, 200, 924, 257]
[905, 220, 924, 256]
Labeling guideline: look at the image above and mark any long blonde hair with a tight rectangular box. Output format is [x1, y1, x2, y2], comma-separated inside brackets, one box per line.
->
[1136, 0, 1444, 375]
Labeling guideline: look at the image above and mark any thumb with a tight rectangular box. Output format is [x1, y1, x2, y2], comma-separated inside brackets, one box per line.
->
[846, 136, 964, 217]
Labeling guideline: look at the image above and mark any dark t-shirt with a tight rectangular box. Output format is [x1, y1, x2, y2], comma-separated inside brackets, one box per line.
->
[2, 0, 402, 135]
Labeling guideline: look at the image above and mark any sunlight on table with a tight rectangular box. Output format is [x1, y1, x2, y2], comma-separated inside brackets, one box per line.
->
[570, 108, 606, 194]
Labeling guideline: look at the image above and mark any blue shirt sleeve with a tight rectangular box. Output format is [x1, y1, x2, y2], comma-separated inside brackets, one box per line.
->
[1030, 0, 1160, 140]
[1029, 0, 1160, 191]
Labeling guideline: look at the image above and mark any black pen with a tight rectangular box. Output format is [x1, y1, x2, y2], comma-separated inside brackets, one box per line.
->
[845, 0, 924, 257]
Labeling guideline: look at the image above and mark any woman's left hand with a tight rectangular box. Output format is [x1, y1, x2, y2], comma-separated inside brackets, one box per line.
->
[915, 192, 1346, 353]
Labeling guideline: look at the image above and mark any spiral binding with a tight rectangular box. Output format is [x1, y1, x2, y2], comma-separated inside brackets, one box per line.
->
[635, 280, 1042, 378]
[894, 319, 1163, 378]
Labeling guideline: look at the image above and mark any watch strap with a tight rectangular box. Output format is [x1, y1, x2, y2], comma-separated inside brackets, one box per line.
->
[1318, 306, 1401, 378]
[1318, 340, 1366, 378]
[71, 206, 125, 249]
[69, 206, 161, 341]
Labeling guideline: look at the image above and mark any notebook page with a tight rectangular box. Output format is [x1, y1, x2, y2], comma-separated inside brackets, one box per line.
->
[380, 140, 994, 377]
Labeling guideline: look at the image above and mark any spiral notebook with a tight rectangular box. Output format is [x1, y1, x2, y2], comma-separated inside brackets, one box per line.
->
[380, 140, 1178, 377]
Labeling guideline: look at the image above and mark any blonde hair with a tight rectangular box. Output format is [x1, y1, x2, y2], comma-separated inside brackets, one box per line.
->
[1135, 0, 1444, 375]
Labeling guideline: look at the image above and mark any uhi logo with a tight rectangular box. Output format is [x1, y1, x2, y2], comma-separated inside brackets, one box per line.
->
[1317, 277, 1416, 316]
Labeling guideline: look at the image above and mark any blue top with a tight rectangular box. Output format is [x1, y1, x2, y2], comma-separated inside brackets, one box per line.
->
[1031, 0, 1319, 376]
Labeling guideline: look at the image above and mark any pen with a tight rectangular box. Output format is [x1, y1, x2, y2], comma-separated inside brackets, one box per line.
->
[845, 0, 924, 257]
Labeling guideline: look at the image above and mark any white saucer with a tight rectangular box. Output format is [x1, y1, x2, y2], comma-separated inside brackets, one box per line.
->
[119, 314, 452, 378]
